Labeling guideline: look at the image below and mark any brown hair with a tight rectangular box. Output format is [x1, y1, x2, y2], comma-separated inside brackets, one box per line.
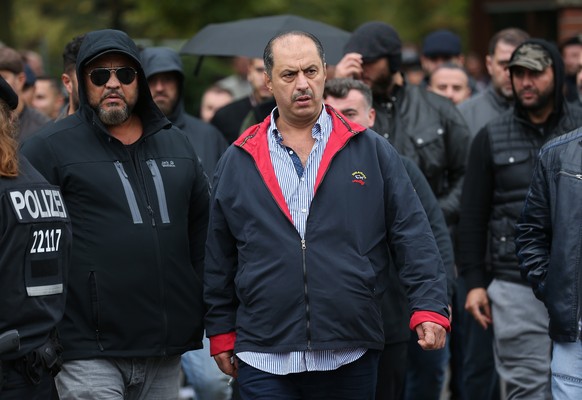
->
[0, 101, 19, 177]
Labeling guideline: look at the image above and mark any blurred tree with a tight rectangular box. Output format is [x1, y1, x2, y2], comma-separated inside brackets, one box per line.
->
[1, 0, 468, 109]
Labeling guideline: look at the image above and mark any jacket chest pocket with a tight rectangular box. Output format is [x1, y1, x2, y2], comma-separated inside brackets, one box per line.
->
[410, 127, 446, 180]
[492, 150, 534, 191]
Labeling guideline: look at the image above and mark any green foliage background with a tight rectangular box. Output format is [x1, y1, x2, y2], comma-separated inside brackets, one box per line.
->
[0, 0, 469, 115]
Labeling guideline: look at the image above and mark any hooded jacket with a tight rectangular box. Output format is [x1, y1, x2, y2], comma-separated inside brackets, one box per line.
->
[20, 29, 210, 360]
[140, 47, 228, 176]
[458, 39, 582, 290]
[204, 107, 450, 354]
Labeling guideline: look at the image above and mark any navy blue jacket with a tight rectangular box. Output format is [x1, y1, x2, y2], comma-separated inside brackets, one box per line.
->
[516, 128, 582, 342]
[204, 106, 449, 354]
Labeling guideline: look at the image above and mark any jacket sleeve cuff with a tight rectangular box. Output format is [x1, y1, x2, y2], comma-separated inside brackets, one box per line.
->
[209, 332, 236, 356]
[459, 267, 487, 291]
[409, 311, 451, 333]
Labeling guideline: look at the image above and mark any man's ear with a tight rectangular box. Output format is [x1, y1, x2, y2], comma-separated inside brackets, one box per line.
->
[15, 72, 26, 93]
[61, 73, 73, 95]
[368, 107, 376, 128]
[265, 72, 273, 92]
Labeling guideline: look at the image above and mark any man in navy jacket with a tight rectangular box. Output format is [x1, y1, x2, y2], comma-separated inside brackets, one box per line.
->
[204, 31, 450, 399]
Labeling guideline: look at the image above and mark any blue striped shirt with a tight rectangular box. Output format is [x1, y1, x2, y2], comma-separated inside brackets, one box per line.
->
[237, 106, 367, 375]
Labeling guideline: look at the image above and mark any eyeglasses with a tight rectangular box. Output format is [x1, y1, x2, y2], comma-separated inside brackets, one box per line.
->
[88, 67, 137, 86]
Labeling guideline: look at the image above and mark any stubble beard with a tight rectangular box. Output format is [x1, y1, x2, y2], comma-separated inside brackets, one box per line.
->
[518, 87, 553, 113]
[370, 73, 393, 102]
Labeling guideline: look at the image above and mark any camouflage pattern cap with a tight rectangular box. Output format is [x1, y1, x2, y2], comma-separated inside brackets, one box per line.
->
[508, 43, 552, 72]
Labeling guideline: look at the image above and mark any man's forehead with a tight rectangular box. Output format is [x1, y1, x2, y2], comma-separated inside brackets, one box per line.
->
[432, 68, 468, 83]
[328, 91, 365, 106]
[272, 35, 321, 62]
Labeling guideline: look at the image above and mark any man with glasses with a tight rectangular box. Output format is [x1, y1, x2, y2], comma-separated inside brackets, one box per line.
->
[21, 29, 210, 399]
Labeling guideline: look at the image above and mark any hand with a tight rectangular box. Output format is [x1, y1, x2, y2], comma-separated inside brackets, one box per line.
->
[333, 53, 364, 79]
[213, 350, 238, 378]
[464, 287, 492, 329]
[415, 321, 447, 350]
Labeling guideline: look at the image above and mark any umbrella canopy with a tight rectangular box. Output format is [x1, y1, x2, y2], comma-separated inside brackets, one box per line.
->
[180, 15, 350, 65]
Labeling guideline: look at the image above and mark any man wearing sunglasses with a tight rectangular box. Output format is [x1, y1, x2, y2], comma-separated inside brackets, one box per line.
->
[21, 29, 210, 399]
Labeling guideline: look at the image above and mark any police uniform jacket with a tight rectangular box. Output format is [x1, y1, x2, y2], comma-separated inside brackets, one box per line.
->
[0, 157, 71, 359]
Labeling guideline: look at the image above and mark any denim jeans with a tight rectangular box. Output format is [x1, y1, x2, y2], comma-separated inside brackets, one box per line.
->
[236, 350, 380, 400]
[403, 331, 450, 400]
[55, 356, 181, 400]
[551, 339, 582, 399]
[181, 335, 232, 400]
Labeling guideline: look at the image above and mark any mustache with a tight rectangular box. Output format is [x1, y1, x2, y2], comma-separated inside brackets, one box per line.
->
[101, 89, 127, 102]
[292, 90, 313, 101]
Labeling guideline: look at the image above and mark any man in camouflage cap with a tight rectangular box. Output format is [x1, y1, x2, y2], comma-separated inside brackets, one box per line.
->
[508, 43, 552, 71]
[458, 38, 582, 400]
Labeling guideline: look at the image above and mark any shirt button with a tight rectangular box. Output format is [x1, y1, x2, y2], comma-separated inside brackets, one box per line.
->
[300, 177, 305, 182]
[289, 150, 294, 155]
[301, 208, 307, 213]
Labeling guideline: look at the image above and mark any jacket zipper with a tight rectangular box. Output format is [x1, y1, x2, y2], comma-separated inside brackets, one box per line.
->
[135, 150, 168, 355]
[558, 170, 582, 180]
[146, 159, 170, 223]
[301, 239, 312, 350]
[89, 271, 104, 351]
[113, 161, 143, 224]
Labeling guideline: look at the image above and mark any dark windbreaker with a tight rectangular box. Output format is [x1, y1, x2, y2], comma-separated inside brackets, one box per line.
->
[21, 29, 210, 360]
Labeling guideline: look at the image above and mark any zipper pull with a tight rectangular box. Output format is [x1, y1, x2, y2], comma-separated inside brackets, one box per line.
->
[147, 205, 156, 227]
[301, 239, 306, 250]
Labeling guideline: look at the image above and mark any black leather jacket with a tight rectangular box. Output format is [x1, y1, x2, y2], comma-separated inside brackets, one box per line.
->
[516, 128, 582, 342]
[373, 83, 470, 226]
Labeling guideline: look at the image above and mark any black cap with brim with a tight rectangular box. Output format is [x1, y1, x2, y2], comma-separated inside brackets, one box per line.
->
[85, 49, 138, 67]
[0, 75, 18, 110]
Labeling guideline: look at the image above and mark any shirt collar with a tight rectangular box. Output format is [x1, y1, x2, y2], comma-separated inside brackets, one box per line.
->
[269, 105, 330, 146]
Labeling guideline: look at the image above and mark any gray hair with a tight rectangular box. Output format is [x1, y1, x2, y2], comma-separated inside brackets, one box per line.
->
[488, 28, 530, 55]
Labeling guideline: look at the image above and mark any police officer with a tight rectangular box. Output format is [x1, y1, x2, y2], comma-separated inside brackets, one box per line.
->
[0, 75, 71, 399]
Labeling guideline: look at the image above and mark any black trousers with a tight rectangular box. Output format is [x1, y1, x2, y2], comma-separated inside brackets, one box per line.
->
[375, 342, 408, 400]
[237, 350, 381, 400]
[0, 363, 56, 400]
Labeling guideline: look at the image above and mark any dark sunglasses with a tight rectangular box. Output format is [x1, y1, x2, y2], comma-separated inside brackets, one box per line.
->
[88, 67, 137, 86]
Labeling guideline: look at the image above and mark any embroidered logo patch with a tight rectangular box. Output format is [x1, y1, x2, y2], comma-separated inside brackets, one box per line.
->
[161, 161, 175, 168]
[351, 171, 367, 186]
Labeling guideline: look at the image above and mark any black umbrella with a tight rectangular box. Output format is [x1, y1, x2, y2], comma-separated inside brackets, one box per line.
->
[180, 14, 350, 65]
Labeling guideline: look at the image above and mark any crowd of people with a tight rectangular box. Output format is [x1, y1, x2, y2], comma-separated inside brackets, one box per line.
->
[1, 18, 582, 400]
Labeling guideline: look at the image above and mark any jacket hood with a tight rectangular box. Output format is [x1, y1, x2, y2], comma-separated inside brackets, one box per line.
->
[76, 29, 168, 135]
[140, 47, 184, 81]
[510, 38, 565, 121]
[140, 46, 186, 123]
